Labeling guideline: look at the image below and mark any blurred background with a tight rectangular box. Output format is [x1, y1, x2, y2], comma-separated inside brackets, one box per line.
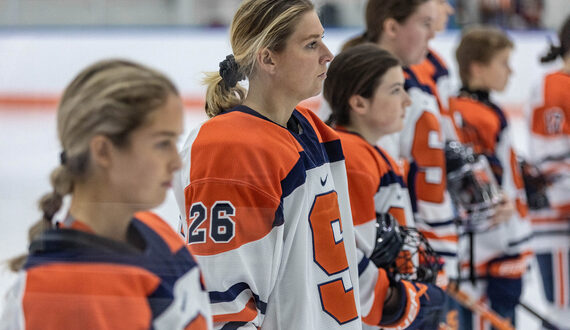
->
[0, 0, 567, 29]
[0, 1, 569, 328]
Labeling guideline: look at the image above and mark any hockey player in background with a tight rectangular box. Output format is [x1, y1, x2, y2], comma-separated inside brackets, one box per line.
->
[342, 0, 460, 301]
[1, 60, 213, 329]
[174, 0, 444, 328]
[450, 27, 534, 329]
[408, 0, 461, 143]
[527, 14, 570, 327]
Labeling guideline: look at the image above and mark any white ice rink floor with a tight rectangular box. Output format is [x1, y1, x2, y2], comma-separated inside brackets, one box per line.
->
[0, 109, 555, 329]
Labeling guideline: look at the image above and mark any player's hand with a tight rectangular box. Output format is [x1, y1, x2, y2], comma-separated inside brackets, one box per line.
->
[381, 280, 445, 330]
[490, 192, 514, 227]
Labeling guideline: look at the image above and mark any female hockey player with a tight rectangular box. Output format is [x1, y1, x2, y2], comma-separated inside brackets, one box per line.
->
[324, 43, 447, 329]
[173, 0, 443, 328]
[2, 59, 212, 329]
[527, 15, 570, 327]
[450, 27, 534, 329]
[342, 0, 461, 285]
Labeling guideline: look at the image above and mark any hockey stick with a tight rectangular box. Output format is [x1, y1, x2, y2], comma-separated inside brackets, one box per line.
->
[518, 301, 564, 330]
[446, 283, 514, 330]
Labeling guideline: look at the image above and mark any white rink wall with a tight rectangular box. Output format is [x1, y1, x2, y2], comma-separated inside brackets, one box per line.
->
[0, 29, 560, 329]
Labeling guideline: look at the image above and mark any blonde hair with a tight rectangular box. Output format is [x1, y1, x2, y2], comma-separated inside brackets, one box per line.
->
[455, 26, 514, 86]
[10, 59, 178, 271]
[204, 0, 314, 117]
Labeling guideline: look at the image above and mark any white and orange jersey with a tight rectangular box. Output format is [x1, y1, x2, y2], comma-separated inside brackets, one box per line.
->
[528, 71, 570, 240]
[408, 49, 461, 142]
[379, 68, 459, 279]
[336, 127, 415, 255]
[1, 212, 213, 330]
[450, 89, 533, 278]
[174, 105, 364, 329]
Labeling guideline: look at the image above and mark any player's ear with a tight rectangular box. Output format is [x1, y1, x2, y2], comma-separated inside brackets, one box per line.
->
[348, 94, 369, 115]
[257, 47, 277, 75]
[470, 61, 485, 81]
[384, 18, 399, 40]
[89, 135, 114, 169]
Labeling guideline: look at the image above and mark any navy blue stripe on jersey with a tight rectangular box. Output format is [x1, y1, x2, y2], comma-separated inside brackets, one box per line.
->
[407, 162, 419, 213]
[24, 216, 200, 324]
[209, 282, 268, 315]
[507, 233, 534, 248]
[423, 219, 456, 227]
[485, 154, 504, 184]
[404, 68, 433, 94]
[221, 322, 249, 330]
[536, 253, 555, 303]
[427, 51, 448, 82]
[433, 250, 457, 257]
[358, 255, 370, 276]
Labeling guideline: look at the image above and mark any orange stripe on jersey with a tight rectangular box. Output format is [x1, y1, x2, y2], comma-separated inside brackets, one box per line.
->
[212, 298, 257, 324]
[531, 215, 569, 224]
[411, 112, 446, 204]
[135, 211, 186, 253]
[362, 268, 390, 326]
[23, 263, 160, 329]
[185, 314, 208, 330]
[389, 207, 407, 227]
[68, 220, 95, 233]
[557, 250, 566, 307]
[419, 230, 459, 243]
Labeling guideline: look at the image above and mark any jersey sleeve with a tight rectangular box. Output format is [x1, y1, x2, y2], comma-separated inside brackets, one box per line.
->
[527, 73, 570, 213]
[174, 118, 299, 328]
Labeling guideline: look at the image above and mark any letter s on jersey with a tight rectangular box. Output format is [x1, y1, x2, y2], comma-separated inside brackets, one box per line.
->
[309, 191, 359, 325]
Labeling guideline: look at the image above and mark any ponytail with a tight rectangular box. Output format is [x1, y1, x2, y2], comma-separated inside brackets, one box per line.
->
[540, 43, 563, 63]
[341, 32, 370, 51]
[9, 165, 74, 271]
[203, 71, 246, 118]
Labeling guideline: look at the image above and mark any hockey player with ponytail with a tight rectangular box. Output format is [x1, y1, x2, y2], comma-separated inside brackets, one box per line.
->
[527, 14, 570, 327]
[2, 59, 212, 329]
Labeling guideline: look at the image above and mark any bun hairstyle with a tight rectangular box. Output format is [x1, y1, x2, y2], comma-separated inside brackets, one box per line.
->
[324, 43, 401, 126]
[540, 15, 570, 63]
[9, 59, 178, 271]
[203, 0, 314, 118]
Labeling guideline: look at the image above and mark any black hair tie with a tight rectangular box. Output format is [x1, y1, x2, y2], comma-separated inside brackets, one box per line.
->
[60, 151, 67, 165]
[219, 54, 245, 89]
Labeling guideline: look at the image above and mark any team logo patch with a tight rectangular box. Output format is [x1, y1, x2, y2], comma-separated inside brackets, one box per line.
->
[544, 107, 564, 135]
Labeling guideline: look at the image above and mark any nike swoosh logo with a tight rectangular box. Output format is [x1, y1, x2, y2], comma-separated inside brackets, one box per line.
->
[320, 174, 328, 186]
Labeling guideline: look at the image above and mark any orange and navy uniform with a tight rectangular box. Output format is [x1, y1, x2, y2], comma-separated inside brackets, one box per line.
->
[336, 128, 446, 330]
[378, 65, 459, 280]
[174, 105, 364, 329]
[1, 212, 212, 330]
[409, 49, 461, 142]
[528, 70, 570, 310]
[450, 88, 533, 279]
[174, 105, 441, 329]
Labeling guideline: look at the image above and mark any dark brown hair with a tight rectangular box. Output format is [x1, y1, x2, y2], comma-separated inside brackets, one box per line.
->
[324, 43, 401, 126]
[455, 26, 514, 86]
[541, 15, 570, 63]
[342, 0, 432, 51]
